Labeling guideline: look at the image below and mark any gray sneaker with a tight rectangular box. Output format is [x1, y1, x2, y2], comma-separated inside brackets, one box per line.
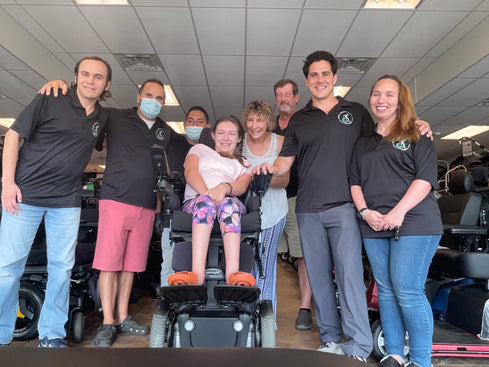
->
[295, 309, 313, 330]
[317, 342, 345, 355]
[348, 354, 367, 363]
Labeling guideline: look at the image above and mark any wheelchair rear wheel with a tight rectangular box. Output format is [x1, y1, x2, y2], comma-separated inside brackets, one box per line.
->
[14, 283, 44, 341]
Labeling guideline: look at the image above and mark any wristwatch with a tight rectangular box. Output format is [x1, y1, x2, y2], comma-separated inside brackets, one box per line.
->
[359, 207, 369, 220]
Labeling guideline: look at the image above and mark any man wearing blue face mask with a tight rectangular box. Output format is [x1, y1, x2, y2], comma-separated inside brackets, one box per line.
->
[159, 106, 210, 285]
[90, 79, 172, 347]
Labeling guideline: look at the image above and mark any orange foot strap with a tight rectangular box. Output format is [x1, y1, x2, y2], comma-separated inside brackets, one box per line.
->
[228, 271, 256, 287]
[168, 271, 199, 285]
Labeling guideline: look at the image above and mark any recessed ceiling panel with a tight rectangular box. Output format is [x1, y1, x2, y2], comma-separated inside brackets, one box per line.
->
[203, 55, 244, 85]
[158, 54, 206, 86]
[192, 7, 245, 55]
[246, 8, 300, 56]
[245, 56, 288, 86]
[79, 6, 153, 54]
[22, 5, 108, 53]
[338, 11, 411, 58]
[136, 7, 199, 54]
[210, 86, 243, 108]
[383, 11, 469, 57]
[292, 10, 357, 57]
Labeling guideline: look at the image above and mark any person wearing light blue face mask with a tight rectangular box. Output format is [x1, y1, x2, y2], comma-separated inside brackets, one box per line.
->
[159, 106, 211, 287]
[139, 97, 163, 119]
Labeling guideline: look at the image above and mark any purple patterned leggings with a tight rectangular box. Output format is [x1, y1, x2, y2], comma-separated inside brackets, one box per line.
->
[182, 195, 246, 236]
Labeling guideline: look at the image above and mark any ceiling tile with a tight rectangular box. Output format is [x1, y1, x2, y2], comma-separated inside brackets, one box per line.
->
[417, 77, 475, 106]
[247, 0, 303, 8]
[22, 5, 108, 53]
[356, 58, 419, 87]
[304, 0, 364, 9]
[161, 105, 185, 122]
[109, 84, 139, 109]
[291, 10, 358, 56]
[210, 86, 243, 107]
[0, 45, 30, 70]
[382, 11, 469, 57]
[459, 54, 489, 78]
[418, 105, 467, 126]
[125, 70, 170, 85]
[79, 6, 153, 54]
[203, 55, 244, 85]
[192, 7, 245, 55]
[246, 8, 300, 56]
[245, 56, 288, 86]
[136, 6, 199, 54]
[418, 0, 482, 11]
[426, 12, 488, 58]
[214, 106, 242, 118]
[130, 0, 186, 5]
[338, 10, 411, 58]
[171, 85, 212, 109]
[9, 70, 47, 90]
[0, 70, 36, 99]
[244, 86, 275, 107]
[188, 0, 245, 7]
[158, 54, 206, 85]
[1, 4, 66, 53]
[440, 78, 489, 106]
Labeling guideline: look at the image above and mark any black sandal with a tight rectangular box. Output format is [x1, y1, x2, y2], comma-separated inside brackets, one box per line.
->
[92, 324, 117, 347]
[115, 316, 149, 335]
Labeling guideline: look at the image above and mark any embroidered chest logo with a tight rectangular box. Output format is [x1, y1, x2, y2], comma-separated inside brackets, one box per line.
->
[155, 128, 166, 141]
[392, 140, 411, 151]
[338, 111, 353, 125]
[91, 121, 101, 137]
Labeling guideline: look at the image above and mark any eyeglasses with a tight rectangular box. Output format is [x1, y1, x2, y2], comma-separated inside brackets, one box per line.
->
[275, 93, 294, 98]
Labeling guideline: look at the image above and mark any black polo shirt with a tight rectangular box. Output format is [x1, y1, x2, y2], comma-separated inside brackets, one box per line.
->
[273, 119, 299, 198]
[279, 97, 374, 213]
[98, 107, 171, 209]
[11, 89, 106, 207]
[350, 133, 443, 238]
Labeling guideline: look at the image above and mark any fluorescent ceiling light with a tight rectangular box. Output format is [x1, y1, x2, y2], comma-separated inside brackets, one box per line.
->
[137, 84, 179, 107]
[363, 0, 423, 9]
[164, 85, 179, 107]
[166, 121, 185, 135]
[334, 86, 350, 98]
[0, 118, 15, 128]
[441, 125, 489, 140]
[76, 0, 128, 4]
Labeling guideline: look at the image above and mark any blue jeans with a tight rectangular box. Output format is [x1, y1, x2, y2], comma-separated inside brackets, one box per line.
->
[0, 204, 80, 343]
[364, 235, 440, 367]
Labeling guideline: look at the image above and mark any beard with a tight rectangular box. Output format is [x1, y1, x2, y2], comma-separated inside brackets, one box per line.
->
[278, 103, 292, 113]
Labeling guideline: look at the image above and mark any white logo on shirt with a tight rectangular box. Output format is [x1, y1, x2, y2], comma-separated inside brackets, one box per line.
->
[338, 111, 353, 125]
[155, 128, 166, 141]
[392, 140, 411, 151]
[91, 122, 101, 137]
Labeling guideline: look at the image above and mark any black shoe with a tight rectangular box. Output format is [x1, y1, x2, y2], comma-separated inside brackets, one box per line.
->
[295, 309, 313, 330]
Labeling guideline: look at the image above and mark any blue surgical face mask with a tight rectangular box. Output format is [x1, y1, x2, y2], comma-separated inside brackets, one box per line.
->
[185, 126, 204, 141]
[139, 98, 162, 119]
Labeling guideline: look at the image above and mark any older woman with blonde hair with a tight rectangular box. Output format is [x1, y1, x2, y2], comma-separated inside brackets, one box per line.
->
[242, 100, 289, 318]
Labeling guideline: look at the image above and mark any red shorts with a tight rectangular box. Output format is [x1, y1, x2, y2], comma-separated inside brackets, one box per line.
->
[92, 199, 155, 272]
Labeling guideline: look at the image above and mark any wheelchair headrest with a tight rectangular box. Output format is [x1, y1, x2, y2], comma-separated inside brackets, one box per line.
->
[251, 173, 273, 197]
[448, 172, 474, 195]
[150, 144, 168, 178]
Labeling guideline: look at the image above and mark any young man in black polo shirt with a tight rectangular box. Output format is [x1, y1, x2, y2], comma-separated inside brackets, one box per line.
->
[255, 51, 431, 362]
[0, 56, 111, 348]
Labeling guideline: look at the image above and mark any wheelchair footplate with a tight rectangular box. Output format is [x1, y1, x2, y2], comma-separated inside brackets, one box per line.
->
[214, 285, 260, 305]
[160, 285, 207, 305]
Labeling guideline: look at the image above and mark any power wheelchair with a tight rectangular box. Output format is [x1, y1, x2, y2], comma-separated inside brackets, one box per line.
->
[148, 144, 275, 348]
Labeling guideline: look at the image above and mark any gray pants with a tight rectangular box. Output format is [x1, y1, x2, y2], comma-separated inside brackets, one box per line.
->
[296, 202, 372, 358]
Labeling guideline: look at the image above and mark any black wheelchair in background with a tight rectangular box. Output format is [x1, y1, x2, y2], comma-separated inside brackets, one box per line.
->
[148, 144, 275, 349]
